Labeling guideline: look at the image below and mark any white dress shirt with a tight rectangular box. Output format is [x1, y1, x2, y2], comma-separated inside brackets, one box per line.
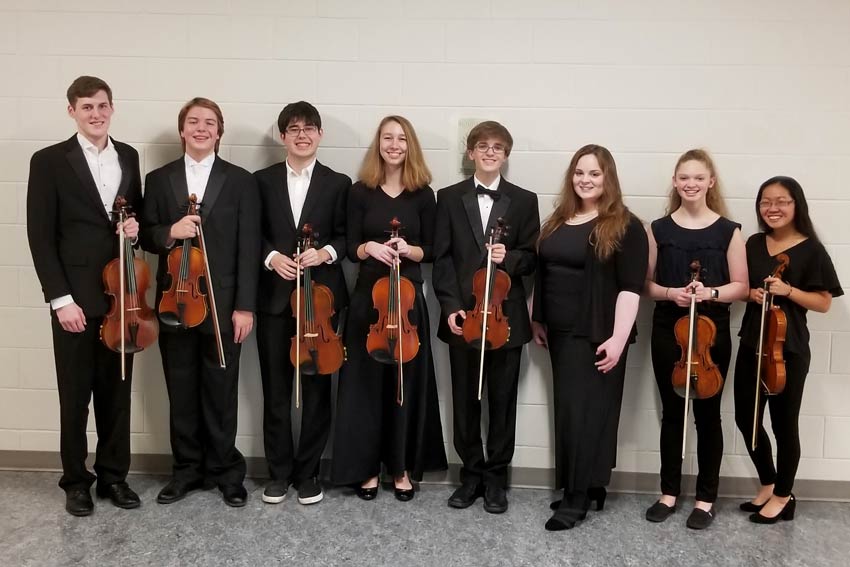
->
[474, 174, 501, 236]
[184, 152, 215, 203]
[264, 159, 337, 269]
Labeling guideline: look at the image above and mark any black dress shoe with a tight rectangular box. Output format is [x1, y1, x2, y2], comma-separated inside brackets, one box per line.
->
[686, 507, 715, 530]
[483, 485, 508, 514]
[355, 486, 378, 501]
[96, 481, 140, 509]
[65, 488, 94, 517]
[739, 500, 766, 513]
[157, 478, 206, 504]
[645, 500, 677, 523]
[750, 494, 796, 524]
[221, 484, 247, 507]
[448, 483, 483, 509]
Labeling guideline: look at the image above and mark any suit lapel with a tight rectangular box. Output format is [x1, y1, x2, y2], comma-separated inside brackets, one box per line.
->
[461, 180, 486, 254]
[297, 162, 325, 229]
[65, 136, 110, 222]
[168, 160, 190, 214]
[113, 138, 131, 202]
[273, 163, 296, 230]
[199, 156, 227, 223]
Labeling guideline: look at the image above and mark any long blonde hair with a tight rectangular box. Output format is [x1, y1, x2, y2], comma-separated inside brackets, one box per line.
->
[540, 144, 632, 260]
[665, 149, 729, 217]
[358, 115, 432, 190]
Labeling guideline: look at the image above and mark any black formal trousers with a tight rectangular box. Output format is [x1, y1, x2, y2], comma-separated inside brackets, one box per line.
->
[52, 315, 132, 490]
[734, 345, 810, 497]
[549, 332, 627, 494]
[158, 328, 245, 487]
[651, 307, 731, 503]
[449, 344, 522, 488]
[257, 309, 333, 485]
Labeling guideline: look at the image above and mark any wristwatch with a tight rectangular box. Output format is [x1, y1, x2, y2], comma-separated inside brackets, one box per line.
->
[710, 288, 719, 300]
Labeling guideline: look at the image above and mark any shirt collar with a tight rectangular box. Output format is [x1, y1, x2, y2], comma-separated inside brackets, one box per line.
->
[184, 152, 216, 169]
[286, 158, 317, 179]
[473, 174, 501, 192]
[77, 132, 114, 155]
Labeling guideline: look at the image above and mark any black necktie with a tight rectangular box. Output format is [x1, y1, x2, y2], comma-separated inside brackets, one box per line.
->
[476, 185, 501, 201]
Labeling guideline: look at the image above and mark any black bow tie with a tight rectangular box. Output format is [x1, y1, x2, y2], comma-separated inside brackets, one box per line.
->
[476, 185, 501, 201]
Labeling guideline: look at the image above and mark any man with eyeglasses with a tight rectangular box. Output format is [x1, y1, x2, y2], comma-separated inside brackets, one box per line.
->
[254, 101, 351, 505]
[433, 121, 539, 514]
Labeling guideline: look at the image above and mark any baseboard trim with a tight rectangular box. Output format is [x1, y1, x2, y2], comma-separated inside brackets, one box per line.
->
[2, 450, 847, 502]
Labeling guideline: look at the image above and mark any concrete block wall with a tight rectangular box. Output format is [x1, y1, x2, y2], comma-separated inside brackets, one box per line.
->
[1, 0, 849, 485]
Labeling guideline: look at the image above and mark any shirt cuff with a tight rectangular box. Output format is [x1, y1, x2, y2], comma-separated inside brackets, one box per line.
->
[50, 295, 75, 311]
[264, 251, 279, 270]
[322, 245, 337, 264]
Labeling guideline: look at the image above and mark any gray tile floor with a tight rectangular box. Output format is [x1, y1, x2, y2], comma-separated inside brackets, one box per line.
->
[1, 471, 848, 567]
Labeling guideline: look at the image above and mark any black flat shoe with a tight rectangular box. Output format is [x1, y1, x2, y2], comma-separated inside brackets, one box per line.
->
[221, 484, 247, 507]
[448, 483, 483, 509]
[355, 486, 378, 501]
[739, 500, 766, 513]
[645, 500, 677, 523]
[65, 488, 94, 517]
[96, 481, 140, 509]
[686, 507, 715, 530]
[394, 487, 415, 502]
[750, 494, 796, 524]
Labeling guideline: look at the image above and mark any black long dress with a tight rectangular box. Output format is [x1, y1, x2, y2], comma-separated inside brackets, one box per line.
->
[331, 182, 447, 485]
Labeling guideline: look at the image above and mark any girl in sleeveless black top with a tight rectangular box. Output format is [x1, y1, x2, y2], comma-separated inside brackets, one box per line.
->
[644, 150, 749, 530]
[734, 177, 843, 523]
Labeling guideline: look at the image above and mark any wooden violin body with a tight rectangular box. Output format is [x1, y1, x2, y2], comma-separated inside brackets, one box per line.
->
[158, 241, 207, 328]
[757, 253, 790, 395]
[463, 218, 511, 350]
[289, 225, 345, 376]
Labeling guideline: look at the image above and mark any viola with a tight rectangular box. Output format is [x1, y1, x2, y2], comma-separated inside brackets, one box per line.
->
[462, 217, 511, 400]
[750, 253, 790, 449]
[366, 217, 419, 406]
[100, 196, 159, 380]
[290, 224, 345, 408]
[671, 260, 724, 458]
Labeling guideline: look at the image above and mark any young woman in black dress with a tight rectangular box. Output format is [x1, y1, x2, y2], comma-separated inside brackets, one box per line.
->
[331, 116, 447, 501]
[532, 144, 648, 531]
[734, 176, 842, 523]
[644, 149, 749, 529]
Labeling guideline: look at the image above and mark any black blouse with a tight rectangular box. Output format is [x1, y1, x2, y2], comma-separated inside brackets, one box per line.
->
[533, 213, 648, 344]
[346, 181, 436, 285]
[738, 233, 843, 355]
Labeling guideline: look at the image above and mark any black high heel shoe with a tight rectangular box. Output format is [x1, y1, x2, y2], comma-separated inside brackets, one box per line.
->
[588, 486, 607, 511]
[750, 494, 796, 524]
[739, 500, 766, 513]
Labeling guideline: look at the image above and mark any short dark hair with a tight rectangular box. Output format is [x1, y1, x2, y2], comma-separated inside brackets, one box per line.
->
[178, 97, 225, 153]
[66, 76, 113, 107]
[277, 101, 322, 135]
[466, 120, 514, 157]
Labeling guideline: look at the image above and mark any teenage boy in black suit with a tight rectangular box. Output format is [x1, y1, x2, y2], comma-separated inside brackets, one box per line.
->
[140, 97, 260, 508]
[254, 101, 350, 505]
[27, 76, 143, 516]
[433, 121, 539, 514]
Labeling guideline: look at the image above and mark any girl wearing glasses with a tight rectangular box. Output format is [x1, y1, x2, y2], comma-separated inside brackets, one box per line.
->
[331, 116, 447, 501]
[644, 149, 749, 529]
[734, 176, 842, 523]
[532, 145, 648, 531]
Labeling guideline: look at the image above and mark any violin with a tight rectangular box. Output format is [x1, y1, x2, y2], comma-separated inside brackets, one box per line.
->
[158, 194, 226, 368]
[750, 253, 790, 449]
[366, 217, 419, 406]
[100, 196, 159, 380]
[671, 260, 724, 458]
[290, 224, 345, 408]
[462, 217, 511, 400]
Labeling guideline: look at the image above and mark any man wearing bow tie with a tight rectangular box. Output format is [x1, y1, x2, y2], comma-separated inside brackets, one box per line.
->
[433, 121, 539, 514]
[27, 76, 144, 516]
[140, 97, 260, 508]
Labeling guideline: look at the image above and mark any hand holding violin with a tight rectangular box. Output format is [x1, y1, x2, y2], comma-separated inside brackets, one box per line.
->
[669, 281, 710, 307]
[270, 252, 299, 280]
[365, 241, 399, 266]
[169, 214, 201, 241]
[117, 216, 139, 240]
[488, 242, 506, 264]
[763, 276, 792, 298]
[298, 247, 331, 268]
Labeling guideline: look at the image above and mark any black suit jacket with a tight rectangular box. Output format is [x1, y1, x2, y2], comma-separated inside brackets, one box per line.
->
[432, 177, 539, 347]
[27, 134, 143, 318]
[140, 156, 261, 334]
[254, 160, 351, 315]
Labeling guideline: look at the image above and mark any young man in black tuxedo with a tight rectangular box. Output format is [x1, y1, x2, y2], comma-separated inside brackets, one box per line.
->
[433, 121, 539, 514]
[140, 97, 260, 508]
[27, 76, 143, 516]
[254, 101, 350, 505]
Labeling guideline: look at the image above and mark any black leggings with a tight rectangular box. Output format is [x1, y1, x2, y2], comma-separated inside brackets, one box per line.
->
[651, 308, 731, 503]
[733, 345, 810, 497]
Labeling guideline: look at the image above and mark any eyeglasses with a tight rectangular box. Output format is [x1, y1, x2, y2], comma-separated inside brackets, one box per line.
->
[285, 125, 319, 136]
[758, 198, 795, 209]
[474, 142, 506, 155]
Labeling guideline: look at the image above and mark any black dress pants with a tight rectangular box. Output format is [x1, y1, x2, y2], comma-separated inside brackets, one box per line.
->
[449, 344, 522, 488]
[257, 310, 333, 485]
[52, 315, 132, 491]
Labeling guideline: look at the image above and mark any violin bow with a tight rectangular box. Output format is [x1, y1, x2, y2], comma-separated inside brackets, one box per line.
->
[193, 196, 226, 369]
[681, 261, 701, 459]
[117, 201, 127, 381]
[295, 234, 302, 409]
[395, 244, 404, 407]
[477, 230, 496, 401]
